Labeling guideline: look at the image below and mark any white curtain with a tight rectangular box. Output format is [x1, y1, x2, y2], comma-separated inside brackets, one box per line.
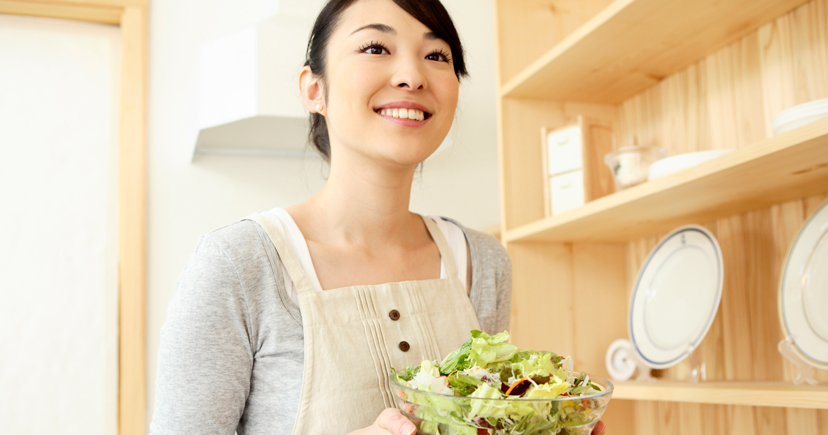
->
[0, 14, 120, 435]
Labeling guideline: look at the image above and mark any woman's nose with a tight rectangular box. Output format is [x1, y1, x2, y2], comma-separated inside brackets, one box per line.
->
[390, 57, 427, 91]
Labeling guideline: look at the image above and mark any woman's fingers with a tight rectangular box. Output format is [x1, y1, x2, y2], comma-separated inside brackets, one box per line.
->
[592, 420, 606, 435]
[375, 408, 417, 435]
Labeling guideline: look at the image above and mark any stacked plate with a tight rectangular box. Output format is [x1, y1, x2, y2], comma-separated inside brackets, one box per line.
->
[606, 226, 724, 378]
[772, 98, 828, 135]
[647, 150, 735, 181]
[778, 199, 828, 370]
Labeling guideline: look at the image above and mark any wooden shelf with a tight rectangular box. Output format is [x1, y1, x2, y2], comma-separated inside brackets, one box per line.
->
[613, 381, 828, 409]
[500, 0, 809, 104]
[504, 118, 828, 243]
[496, 0, 828, 431]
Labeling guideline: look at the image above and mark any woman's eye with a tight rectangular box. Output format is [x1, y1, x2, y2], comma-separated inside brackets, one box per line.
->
[362, 44, 389, 55]
[426, 51, 450, 63]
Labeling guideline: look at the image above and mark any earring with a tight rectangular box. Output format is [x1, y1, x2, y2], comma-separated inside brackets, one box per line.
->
[315, 104, 322, 112]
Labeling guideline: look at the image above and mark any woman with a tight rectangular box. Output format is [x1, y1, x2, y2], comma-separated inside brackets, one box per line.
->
[150, 1, 605, 434]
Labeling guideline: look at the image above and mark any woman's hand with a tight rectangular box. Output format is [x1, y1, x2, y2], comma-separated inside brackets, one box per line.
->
[591, 420, 606, 435]
[347, 408, 417, 435]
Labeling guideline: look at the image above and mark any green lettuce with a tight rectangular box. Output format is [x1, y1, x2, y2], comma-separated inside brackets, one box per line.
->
[509, 351, 568, 381]
[446, 372, 483, 397]
[419, 359, 441, 378]
[440, 330, 518, 374]
[468, 382, 510, 419]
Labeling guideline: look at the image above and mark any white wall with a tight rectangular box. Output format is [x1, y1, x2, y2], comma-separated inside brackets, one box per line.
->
[146, 0, 500, 424]
[0, 14, 120, 435]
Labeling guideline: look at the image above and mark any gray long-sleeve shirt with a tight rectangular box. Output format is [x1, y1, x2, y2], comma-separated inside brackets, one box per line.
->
[149, 217, 512, 435]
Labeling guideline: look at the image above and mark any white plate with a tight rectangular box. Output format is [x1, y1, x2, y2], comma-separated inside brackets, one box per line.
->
[648, 150, 735, 181]
[772, 98, 828, 135]
[779, 199, 828, 369]
[629, 225, 724, 369]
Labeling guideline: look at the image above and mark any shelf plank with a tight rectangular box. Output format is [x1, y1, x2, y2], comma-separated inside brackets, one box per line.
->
[504, 118, 828, 243]
[500, 0, 809, 104]
[613, 381, 828, 409]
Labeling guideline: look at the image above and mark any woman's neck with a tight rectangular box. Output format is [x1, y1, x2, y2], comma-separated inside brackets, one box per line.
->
[288, 149, 424, 249]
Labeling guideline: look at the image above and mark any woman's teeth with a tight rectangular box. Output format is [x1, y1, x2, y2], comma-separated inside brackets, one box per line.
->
[379, 108, 426, 121]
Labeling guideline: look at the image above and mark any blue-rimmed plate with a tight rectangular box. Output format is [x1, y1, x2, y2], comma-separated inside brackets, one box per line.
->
[779, 199, 828, 370]
[629, 225, 724, 369]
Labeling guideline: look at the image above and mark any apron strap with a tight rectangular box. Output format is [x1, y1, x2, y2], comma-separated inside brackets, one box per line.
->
[421, 215, 460, 281]
[244, 212, 315, 295]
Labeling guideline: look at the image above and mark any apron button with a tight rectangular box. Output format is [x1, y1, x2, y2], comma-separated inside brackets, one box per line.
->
[399, 341, 410, 352]
[389, 310, 401, 321]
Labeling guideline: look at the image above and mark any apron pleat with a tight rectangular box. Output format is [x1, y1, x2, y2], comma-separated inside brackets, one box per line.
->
[410, 284, 442, 362]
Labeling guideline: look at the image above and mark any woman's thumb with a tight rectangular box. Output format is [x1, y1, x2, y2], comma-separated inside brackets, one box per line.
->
[376, 408, 417, 435]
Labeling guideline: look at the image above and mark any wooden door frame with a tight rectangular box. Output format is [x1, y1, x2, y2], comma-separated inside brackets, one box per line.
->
[0, 1, 148, 434]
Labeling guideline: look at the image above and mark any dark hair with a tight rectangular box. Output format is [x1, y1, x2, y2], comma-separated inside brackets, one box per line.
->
[304, 0, 468, 161]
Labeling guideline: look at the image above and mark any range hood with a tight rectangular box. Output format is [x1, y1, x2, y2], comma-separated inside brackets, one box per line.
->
[193, 10, 316, 159]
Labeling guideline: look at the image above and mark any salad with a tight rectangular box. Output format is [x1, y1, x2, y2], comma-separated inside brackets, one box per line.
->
[390, 330, 612, 435]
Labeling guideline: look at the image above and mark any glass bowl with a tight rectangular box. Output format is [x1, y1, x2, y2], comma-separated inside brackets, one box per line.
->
[604, 146, 667, 190]
[390, 371, 613, 435]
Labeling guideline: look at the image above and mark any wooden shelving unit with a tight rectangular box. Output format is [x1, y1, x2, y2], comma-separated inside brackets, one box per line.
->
[505, 117, 828, 243]
[500, 0, 810, 104]
[493, 0, 828, 433]
[613, 382, 828, 409]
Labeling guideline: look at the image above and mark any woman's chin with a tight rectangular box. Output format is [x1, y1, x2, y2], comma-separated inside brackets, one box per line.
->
[388, 147, 443, 167]
[330, 138, 442, 171]
[357, 142, 441, 169]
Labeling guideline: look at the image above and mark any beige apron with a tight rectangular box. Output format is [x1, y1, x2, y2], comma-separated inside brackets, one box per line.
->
[246, 212, 481, 434]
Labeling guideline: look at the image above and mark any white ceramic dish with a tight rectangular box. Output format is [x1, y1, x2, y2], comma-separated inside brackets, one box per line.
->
[647, 149, 735, 181]
[772, 98, 828, 135]
[778, 198, 828, 369]
[629, 225, 724, 369]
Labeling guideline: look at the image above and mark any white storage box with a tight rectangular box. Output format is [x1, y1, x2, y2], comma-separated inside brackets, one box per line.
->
[546, 125, 583, 176]
[550, 170, 586, 215]
[541, 117, 616, 217]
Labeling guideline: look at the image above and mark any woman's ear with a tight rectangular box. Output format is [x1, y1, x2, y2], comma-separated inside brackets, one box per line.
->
[299, 66, 325, 115]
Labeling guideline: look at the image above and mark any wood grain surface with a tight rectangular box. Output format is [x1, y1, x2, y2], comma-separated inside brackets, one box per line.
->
[615, 1, 828, 430]
[498, 0, 828, 433]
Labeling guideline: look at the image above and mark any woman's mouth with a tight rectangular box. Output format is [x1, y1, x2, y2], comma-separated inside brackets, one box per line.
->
[375, 108, 431, 121]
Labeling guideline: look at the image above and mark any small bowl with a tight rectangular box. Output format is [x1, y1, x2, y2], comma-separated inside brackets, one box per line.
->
[391, 371, 614, 435]
[604, 146, 667, 190]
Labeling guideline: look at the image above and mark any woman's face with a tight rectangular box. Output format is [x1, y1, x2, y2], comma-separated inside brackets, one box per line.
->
[319, 0, 460, 168]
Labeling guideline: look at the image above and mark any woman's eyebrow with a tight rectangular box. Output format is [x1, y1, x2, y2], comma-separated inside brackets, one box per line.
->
[351, 23, 396, 35]
[350, 24, 441, 42]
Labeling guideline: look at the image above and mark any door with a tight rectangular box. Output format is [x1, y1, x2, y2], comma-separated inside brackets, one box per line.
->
[0, 14, 120, 435]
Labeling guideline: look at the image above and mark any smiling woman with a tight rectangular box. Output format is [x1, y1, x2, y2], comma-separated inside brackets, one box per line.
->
[302, 0, 467, 164]
[150, 1, 535, 435]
